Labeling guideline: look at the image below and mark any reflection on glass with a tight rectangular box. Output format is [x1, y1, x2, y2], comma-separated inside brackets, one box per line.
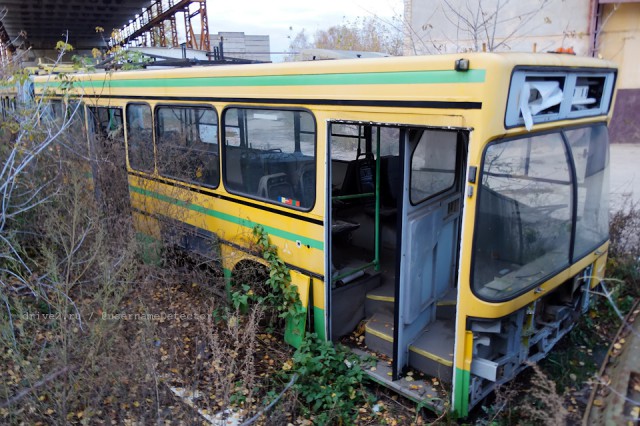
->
[222, 108, 316, 209]
[473, 132, 572, 300]
[566, 125, 609, 259]
[410, 130, 457, 204]
[126, 104, 154, 172]
[156, 106, 219, 187]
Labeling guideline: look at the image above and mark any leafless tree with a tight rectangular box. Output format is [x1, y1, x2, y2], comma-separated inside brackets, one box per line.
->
[0, 39, 87, 336]
[405, 0, 552, 54]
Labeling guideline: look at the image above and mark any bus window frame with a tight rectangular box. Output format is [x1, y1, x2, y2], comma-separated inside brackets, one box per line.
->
[88, 105, 125, 141]
[125, 102, 156, 174]
[408, 128, 462, 206]
[220, 105, 318, 212]
[563, 123, 610, 262]
[154, 102, 221, 189]
[470, 123, 611, 303]
[503, 66, 617, 130]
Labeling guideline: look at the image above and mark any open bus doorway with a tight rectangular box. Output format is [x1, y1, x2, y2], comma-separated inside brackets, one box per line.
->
[327, 121, 467, 394]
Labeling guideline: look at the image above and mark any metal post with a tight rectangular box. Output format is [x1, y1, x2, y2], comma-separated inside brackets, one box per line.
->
[199, 0, 211, 51]
[374, 127, 381, 271]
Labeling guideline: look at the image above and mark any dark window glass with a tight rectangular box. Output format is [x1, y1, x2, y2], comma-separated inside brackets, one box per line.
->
[89, 106, 124, 142]
[87, 106, 130, 213]
[223, 108, 316, 209]
[66, 101, 88, 157]
[156, 105, 219, 188]
[410, 130, 457, 204]
[473, 132, 572, 301]
[126, 104, 155, 172]
[42, 100, 61, 125]
[565, 125, 609, 260]
[51, 100, 63, 123]
[68, 102, 86, 135]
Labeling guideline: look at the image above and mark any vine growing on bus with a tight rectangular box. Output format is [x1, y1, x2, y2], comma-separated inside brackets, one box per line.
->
[251, 225, 306, 325]
[248, 226, 376, 424]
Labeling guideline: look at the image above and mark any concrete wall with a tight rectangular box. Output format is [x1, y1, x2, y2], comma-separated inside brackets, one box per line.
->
[404, 0, 591, 55]
[404, 0, 640, 143]
[597, 3, 640, 90]
[597, 3, 640, 143]
[209, 32, 270, 62]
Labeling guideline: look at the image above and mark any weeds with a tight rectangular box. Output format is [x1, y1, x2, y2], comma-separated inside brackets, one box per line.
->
[0, 74, 198, 423]
[482, 363, 567, 426]
[288, 335, 374, 425]
[518, 363, 568, 425]
[608, 201, 640, 300]
[202, 304, 264, 412]
[239, 226, 376, 424]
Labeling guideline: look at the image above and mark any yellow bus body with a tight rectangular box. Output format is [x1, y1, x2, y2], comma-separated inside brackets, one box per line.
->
[32, 52, 617, 416]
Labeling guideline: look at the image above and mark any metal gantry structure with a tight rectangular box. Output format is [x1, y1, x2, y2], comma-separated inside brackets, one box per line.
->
[109, 0, 210, 51]
[0, 0, 259, 70]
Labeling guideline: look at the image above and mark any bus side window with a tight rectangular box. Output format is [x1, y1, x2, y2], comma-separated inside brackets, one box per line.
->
[222, 108, 316, 210]
[126, 103, 155, 173]
[155, 105, 219, 188]
[409, 129, 458, 205]
[67, 101, 88, 157]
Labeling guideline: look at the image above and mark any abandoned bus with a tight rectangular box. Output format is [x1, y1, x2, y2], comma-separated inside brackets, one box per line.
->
[33, 52, 616, 416]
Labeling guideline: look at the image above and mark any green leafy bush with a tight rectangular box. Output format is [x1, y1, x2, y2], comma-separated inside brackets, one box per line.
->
[290, 335, 373, 425]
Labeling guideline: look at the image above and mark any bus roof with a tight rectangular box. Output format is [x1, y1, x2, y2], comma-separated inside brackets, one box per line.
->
[32, 52, 617, 84]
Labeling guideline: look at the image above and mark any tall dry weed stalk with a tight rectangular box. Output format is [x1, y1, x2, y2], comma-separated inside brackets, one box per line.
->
[0, 66, 167, 422]
[608, 202, 640, 298]
[519, 363, 568, 425]
[203, 305, 264, 412]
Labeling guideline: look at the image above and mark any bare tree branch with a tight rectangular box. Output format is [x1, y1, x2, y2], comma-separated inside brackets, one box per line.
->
[0, 366, 73, 408]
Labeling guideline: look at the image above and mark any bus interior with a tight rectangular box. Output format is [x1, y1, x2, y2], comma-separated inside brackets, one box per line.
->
[328, 122, 467, 388]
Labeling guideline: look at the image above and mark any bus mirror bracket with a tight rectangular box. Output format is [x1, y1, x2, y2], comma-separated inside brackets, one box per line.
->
[455, 58, 470, 72]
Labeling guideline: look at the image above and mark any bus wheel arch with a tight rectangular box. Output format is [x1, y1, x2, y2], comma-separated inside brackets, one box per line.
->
[230, 258, 270, 296]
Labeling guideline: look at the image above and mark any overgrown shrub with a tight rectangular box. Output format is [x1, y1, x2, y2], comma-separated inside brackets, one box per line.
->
[289, 335, 374, 425]
[608, 202, 640, 299]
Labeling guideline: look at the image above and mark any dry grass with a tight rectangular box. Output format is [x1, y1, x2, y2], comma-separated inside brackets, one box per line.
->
[519, 363, 569, 426]
[608, 201, 640, 299]
[202, 305, 264, 412]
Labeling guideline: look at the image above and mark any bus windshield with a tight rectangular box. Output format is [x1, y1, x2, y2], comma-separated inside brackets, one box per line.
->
[472, 125, 609, 301]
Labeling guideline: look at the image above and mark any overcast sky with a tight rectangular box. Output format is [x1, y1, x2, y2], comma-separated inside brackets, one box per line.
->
[205, 0, 404, 58]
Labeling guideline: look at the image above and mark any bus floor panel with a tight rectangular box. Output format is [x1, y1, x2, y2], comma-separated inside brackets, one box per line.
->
[351, 348, 447, 413]
[365, 283, 458, 320]
[364, 311, 455, 383]
[332, 245, 397, 279]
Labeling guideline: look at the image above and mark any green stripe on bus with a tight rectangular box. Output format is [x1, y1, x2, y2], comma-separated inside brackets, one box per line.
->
[36, 69, 486, 90]
[454, 367, 470, 417]
[313, 306, 326, 341]
[129, 185, 324, 250]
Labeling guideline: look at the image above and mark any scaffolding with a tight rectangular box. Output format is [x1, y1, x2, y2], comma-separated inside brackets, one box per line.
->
[110, 0, 210, 51]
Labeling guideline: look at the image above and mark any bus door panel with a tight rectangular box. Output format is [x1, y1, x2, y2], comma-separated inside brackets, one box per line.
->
[393, 128, 462, 378]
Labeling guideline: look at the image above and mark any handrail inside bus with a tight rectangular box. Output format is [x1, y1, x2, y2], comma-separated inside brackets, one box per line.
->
[333, 193, 374, 201]
[332, 261, 378, 283]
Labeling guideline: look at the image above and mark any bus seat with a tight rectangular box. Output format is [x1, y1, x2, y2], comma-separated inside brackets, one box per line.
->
[295, 161, 315, 208]
[257, 173, 295, 203]
[224, 147, 243, 189]
[240, 151, 265, 194]
[341, 157, 375, 195]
